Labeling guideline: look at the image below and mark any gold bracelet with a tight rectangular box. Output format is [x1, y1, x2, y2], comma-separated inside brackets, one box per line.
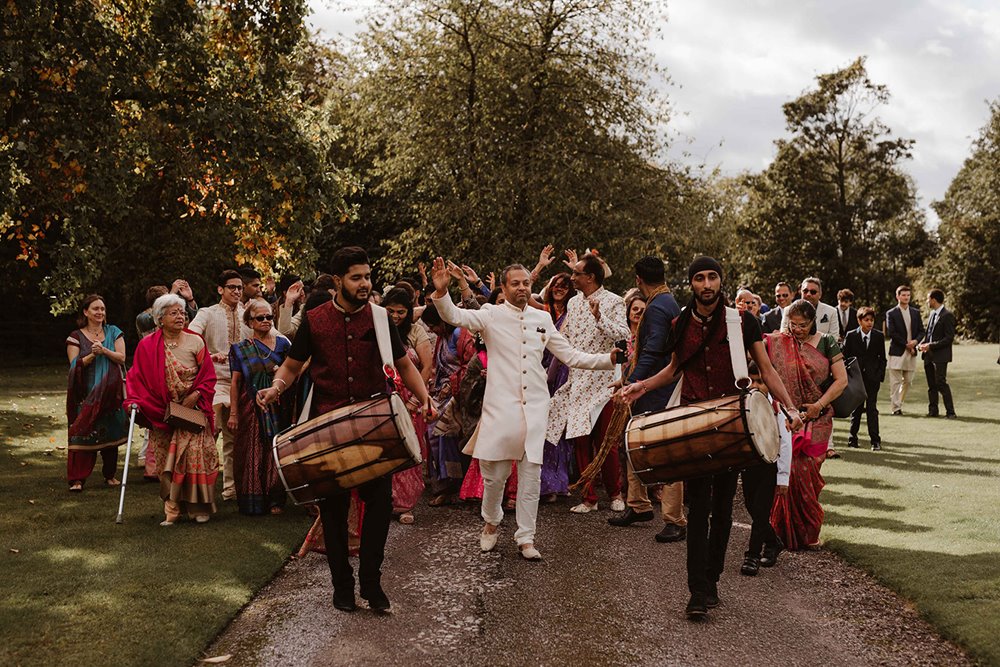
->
[273, 378, 287, 394]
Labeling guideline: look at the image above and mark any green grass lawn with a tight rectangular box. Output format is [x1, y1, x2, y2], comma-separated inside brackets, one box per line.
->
[825, 342, 1000, 665]
[0, 364, 311, 667]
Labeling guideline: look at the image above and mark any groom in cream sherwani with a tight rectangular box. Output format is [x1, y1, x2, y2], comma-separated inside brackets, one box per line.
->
[430, 258, 617, 561]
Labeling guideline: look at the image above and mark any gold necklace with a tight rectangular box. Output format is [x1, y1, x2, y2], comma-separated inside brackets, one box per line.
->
[163, 333, 181, 349]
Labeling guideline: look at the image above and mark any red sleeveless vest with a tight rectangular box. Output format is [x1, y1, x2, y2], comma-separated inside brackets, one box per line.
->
[676, 312, 739, 404]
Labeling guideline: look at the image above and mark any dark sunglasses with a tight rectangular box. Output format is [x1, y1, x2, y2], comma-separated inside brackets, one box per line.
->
[252, 314, 274, 322]
[802, 288, 819, 295]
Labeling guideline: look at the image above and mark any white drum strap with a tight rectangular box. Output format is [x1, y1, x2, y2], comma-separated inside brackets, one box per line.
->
[371, 303, 396, 370]
[725, 306, 750, 388]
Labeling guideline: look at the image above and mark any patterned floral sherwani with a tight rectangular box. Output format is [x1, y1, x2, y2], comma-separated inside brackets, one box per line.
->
[546, 287, 629, 443]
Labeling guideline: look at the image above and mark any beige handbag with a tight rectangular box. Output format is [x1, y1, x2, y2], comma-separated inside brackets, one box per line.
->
[164, 401, 207, 433]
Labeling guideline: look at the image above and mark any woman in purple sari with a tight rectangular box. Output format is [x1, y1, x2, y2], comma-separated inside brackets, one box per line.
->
[65, 294, 128, 492]
[228, 299, 295, 515]
[539, 273, 577, 502]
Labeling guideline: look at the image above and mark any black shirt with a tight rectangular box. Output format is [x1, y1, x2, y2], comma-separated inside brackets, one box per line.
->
[288, 306, 407, 363]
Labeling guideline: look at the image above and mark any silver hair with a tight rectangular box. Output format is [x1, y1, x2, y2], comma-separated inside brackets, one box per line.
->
[152, 293, 187, 327]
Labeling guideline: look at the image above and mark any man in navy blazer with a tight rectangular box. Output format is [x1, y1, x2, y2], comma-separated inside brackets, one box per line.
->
[608, 256, 687, 543]
[843, 307, 887, 450]
[885, 285, 924, 415]
[918, 289, 956, 418]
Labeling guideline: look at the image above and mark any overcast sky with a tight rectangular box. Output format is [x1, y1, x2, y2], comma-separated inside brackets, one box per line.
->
[307, 0, 1000, 225]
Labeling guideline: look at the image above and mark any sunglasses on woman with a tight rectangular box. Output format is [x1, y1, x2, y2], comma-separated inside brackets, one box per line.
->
[253, 314, 274, 322]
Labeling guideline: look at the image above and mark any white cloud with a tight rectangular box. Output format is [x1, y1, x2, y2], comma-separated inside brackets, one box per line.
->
[308, 0, 1000, 223]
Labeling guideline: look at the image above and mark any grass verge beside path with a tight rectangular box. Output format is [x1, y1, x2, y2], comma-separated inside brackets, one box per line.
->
[0, 364, 311, 667]
[826, 343, 1000, 666]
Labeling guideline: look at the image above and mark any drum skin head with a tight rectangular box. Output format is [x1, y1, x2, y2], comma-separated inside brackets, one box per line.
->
[745, 390, 780, 463]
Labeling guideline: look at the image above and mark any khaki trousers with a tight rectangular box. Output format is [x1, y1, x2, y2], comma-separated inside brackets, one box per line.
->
[888, 368, 914, 413]
[213, 403, 236, 497]
[625, 460, 686, 526]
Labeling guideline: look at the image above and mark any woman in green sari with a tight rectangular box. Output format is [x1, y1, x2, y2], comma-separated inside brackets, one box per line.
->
[65, 294, 128, 492]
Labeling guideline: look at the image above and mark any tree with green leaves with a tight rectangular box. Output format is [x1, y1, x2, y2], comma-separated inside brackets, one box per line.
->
[928, 101, 1000, 342]
[735, 57, 932, 309]
[331, 0, 685, 288]
[1, 0, 355, 318]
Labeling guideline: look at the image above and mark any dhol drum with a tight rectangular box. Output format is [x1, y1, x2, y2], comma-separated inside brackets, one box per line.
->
[273, 393, 421, 505]
[625, 389, 780, 485]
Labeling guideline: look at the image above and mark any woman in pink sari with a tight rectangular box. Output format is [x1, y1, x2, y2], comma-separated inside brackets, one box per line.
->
[125, 294, 219, 526]
[766, 299, 847, 550]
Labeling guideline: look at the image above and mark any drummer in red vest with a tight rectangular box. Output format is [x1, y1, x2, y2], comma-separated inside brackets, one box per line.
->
[622, 256, 803, 619]
[258, 246, 431, 614]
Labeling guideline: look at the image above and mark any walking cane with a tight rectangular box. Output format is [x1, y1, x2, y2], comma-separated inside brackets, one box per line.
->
[116, 404, 139, 524]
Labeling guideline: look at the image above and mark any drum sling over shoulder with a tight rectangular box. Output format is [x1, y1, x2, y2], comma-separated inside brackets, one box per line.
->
[272, 304, 423, 504]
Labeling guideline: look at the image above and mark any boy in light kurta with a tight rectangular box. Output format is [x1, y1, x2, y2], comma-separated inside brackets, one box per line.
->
[430, 258, 617, 561]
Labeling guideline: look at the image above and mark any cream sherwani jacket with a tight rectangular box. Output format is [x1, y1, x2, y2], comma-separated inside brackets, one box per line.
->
[546, 288, 629, 443]
[188, 302, 252, 406]
[432, 295, 614, 464]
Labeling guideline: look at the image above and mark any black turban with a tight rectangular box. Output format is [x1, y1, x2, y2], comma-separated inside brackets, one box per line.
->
[687, 256, 724, 283]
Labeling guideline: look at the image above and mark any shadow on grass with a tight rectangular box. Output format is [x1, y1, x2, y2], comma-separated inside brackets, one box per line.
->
[822, 474, 900, 491]
[820, 489, 906, 512]
[831, 444, 998, 478]
[825, 541, 1000, 666]
[0, 408, 63, 443]
[823, 508, 933, 533]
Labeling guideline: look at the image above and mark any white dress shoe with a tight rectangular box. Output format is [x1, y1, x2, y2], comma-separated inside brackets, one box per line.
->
[570, 502, 597, 514]
[480, 528, 499, 552]
[519, 545, 542, 561]
[610, 498, 626, 512]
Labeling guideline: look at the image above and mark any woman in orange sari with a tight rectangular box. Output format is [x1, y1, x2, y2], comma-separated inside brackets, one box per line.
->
[766, 299, 847, 550]
[126, 294, 219, 526]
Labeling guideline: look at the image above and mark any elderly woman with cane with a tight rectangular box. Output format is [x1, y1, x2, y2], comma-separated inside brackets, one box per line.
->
[125, 294, 219, 526]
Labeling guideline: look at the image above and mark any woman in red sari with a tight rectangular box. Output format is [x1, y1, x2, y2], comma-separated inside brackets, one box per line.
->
[766, 299, 847, 550]
[125, 294, 219, 526]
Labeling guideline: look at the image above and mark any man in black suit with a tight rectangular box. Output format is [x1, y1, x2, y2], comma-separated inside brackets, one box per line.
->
[885, 285, 924, 415]
[843, 307, 887, 450]
[918, 289, 956, 418]
[836, 288, 859, 344]
[762, 281, 793, 333]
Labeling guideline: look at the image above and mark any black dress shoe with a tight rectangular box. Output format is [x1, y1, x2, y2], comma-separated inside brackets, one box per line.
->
[871, 441, 882, 451]
[706, 582, 720, 608]
[891, 409, 902, 416]
[926, 412, 939, 418]
[847, 439, 860, 449]
[685, 592, 708, 619]
[654, 523, 687, 543]
[608, 508, 654, 527]
[361, 585, 391, 613]
[740, 552, 760, 576]
[333, 589, 357, 612]
[760, 540, 784, 567]
[945, 413, 957, 419]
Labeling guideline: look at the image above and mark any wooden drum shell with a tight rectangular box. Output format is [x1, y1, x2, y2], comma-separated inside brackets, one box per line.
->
[272, 394, 421, 505]
[625, 390, 778, 486]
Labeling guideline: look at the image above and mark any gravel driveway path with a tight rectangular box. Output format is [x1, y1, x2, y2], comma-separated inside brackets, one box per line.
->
[203, 498, 971, 666]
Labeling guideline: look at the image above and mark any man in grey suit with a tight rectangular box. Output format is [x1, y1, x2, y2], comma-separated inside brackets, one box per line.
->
[918, 289, 956, 418]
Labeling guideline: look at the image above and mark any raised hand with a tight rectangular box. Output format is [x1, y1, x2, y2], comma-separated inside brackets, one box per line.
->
[286, 281, 305, 306]
[563, 248, 578, 269]
[487, 271, 496, 292]
[431, 257, 452, 293]
[172, 279, 193, 301]
[538, 244, 556, 268]
[461, 264, 481, 285]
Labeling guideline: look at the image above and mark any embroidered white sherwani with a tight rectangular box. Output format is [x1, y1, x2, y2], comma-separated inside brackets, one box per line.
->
[546, 288, 629, 444]
[432, 295, 614, 465]
[188, 302, 251, 407]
